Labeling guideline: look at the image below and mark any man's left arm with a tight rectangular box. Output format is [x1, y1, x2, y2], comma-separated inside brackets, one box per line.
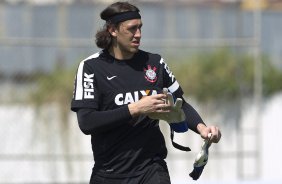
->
[182, 97, 221, 143]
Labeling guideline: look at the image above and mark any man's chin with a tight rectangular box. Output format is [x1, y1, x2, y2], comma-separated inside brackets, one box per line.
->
[130, 47, 139, 53]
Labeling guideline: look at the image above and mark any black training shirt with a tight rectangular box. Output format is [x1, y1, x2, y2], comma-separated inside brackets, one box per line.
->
[71, 49, 184, 176]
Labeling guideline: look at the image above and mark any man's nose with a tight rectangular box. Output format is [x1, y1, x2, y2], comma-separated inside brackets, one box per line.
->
[135, 28, 141, 37]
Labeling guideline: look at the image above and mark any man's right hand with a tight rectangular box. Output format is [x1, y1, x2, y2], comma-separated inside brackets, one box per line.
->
[128, 94, 170, 117]
[147, 88, 185, 124]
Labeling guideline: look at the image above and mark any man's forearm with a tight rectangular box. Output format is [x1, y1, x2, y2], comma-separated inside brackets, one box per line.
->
[76, 106, 132, 134]
[182, 98, 206, 133]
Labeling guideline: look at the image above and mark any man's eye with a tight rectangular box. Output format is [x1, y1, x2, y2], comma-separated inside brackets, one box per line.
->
[130, 26, 138, 30]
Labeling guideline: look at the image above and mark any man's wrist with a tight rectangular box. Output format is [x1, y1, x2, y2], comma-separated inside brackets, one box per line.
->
[128, 103, 139, 117]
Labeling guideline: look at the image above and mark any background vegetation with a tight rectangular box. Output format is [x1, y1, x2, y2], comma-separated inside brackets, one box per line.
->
[171, 49, 282, 102]
[30, 64, 76, 125]
[30, 49, 282, 110]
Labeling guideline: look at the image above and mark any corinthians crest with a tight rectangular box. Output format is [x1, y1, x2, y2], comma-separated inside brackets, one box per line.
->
[144, 65, 157, 83]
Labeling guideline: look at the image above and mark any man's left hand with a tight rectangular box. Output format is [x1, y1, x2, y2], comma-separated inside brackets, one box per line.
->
[197, 124, 221, 143]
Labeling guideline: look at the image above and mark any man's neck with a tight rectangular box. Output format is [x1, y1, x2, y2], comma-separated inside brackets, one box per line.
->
[108, 47, 134, 60]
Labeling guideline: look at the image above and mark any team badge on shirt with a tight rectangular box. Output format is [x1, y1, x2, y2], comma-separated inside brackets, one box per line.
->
[144, 65, 157, 83]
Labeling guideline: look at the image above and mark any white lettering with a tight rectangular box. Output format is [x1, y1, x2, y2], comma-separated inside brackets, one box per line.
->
[160, 58, 175, 82]
[140, 90, 147, 96]
[134, 91, 139, 102]
[124, 92, 134, 104]
[151, 90, 158, 96]
[115, 94, 123, 106]
[84, 73, 94, 82]
[84, 90, 94, 99]
[169, 72, 175, 82]
[114, 90, 161, 105]
[83, 73, 94, 99]
[84, 82, 93, 89]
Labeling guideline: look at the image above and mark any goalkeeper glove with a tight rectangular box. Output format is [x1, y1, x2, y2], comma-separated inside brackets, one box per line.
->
[189, 133, 212, 180]
[148, 88, 188, 132]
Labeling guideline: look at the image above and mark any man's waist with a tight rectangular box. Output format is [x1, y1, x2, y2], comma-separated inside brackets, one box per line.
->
[93, 156, 164, 178]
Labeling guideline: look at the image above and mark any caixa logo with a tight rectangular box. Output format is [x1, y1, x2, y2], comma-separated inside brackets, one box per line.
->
[115, 90, 158, 105]
[83, 73, 94, 99]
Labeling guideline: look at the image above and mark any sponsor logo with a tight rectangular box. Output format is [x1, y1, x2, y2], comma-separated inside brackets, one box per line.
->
[115, 89, 158, 105]
[144, 65, 157, 83]
[83, 73, 94, 99]
[160, 58, 175, 82]
[107, 76, 117, 80]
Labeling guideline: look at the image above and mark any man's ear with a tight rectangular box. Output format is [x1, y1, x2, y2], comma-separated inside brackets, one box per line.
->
[108, 25, 118, 37]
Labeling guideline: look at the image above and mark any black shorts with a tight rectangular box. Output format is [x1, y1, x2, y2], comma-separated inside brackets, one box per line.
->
[90, 160, 171, 184]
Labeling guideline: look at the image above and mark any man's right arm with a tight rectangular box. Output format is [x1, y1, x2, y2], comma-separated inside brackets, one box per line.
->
[76, 106, 131, 135]
[76, 94, 170, 135]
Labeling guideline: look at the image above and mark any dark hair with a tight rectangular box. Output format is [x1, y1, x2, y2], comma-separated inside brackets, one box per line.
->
[95, 2, 140, 49]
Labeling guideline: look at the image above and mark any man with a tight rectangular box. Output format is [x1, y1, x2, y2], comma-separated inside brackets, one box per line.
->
[71, 2, 221, 184]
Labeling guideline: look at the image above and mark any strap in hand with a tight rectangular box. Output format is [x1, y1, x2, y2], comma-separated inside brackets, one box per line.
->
[170, 127, 191, 152]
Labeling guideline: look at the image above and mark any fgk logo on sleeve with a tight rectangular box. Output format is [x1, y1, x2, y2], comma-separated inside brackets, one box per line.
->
[84, 73, 94, 99]
[160, 58, 175, 82]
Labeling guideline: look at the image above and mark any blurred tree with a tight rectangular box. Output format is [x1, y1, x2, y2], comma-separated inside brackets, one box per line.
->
[29, 61, 77, 177]
[173, 49, 282, 102]
[31, 63, 75, 126]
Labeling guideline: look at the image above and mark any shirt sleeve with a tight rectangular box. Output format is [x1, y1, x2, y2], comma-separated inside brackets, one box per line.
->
[76, 106, 132, 134]
[181, 97, 206, 133]
[160, 57, 205, 133]
[71, 60, 100, 112]
[160, 57, 183, 97]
